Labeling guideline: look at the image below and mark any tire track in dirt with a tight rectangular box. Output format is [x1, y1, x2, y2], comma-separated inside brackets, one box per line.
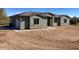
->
[0, 26, 79, 49]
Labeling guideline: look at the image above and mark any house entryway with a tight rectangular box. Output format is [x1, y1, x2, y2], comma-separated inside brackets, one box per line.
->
[47, 17, 53, 26]
[20, 17, 30, 30]
[47, 19, 51, 26]
[57, 19, 61, 26]
[20, 19, 25, 30]
[54, 17, 61, 26]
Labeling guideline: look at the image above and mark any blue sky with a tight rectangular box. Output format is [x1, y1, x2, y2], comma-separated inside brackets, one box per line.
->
[4, 8, 79, 17]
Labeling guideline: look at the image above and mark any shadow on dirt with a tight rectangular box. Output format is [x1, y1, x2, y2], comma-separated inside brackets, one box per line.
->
[0, 26, 15, 30]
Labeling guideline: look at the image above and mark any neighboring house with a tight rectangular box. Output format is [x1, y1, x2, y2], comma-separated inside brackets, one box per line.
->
[9, 12, 70, 30]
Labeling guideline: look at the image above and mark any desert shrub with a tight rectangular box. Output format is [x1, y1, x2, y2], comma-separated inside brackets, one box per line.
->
[70, 17, 79, 25]
[9, 23, 14, 27]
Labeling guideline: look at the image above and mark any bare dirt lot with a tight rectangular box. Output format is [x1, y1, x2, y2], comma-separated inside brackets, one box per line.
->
[0, 25, 79, 50]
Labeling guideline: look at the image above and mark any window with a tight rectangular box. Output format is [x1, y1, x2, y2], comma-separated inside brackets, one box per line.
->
[34, 18, 39, 24]
[64, 19, 67, 23]
[54, 17, 58, 23]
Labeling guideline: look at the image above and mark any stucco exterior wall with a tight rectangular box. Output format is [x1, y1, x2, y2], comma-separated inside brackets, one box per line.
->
[20, 19, 25, 30]
[10, 15, 70, 30]
[30, 16, 47, 29]
[50, 18, 53, 26]
[60, 16, 70, 26]
[15, 16, 30, 30]
[53, 23, 58, 27]
[52, 17, 58, 27]
[15, 19, 20, 29]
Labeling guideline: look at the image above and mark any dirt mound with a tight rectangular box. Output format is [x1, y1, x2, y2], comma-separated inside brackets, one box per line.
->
[0, 26, 79, 49]
[0, 32, 6, 44]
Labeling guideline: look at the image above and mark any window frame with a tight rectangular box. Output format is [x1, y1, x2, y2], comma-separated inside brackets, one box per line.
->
[64, 19, 67, 23]
[34, 18, 39, 25]
[54, 17, 58, 23]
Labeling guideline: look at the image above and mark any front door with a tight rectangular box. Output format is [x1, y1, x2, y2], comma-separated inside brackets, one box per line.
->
[47, 19, 51, 26]
[57, 17, 61, 26]
[47, 17, 53, 26]
[25, 17, 30, 29]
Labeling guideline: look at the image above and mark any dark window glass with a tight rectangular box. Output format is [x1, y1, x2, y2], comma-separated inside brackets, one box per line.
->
[37, 19, 39, 24]
[54, 17, 58, 23]
[34, 18, 39, 24]
[64, 19, 67, 23]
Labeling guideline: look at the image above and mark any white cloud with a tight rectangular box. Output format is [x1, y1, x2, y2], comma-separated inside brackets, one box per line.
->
[15, 12, 22, 14]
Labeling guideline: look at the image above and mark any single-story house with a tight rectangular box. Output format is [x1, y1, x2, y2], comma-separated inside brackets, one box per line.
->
[9, 12, 70, 30]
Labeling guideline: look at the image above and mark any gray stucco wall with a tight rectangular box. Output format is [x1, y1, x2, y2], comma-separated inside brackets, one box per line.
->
[10, 15, 70, 30]
[14, 18, 25, 30]
[52, 16, 70, 27]
[52, 17, 58, 27]
[15, 19, 20, 29]
[50, 18, 53, 26]
[53, 17, 57, 27]
[20, 19, 25, 30]
[60, 16, 70, 26]
[15, 16, 30, 30]
[30, 16, 47, 29]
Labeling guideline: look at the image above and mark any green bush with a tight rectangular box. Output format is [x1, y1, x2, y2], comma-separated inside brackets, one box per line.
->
[70, 17, 79, 25]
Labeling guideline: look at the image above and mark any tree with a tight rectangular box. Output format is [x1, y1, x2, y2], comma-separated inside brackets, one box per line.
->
[70, 16, 79, 25]
[0, 8, 9, 25]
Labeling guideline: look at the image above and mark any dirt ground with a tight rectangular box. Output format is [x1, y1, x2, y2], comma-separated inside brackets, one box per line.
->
[0, 25, 79, 50]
